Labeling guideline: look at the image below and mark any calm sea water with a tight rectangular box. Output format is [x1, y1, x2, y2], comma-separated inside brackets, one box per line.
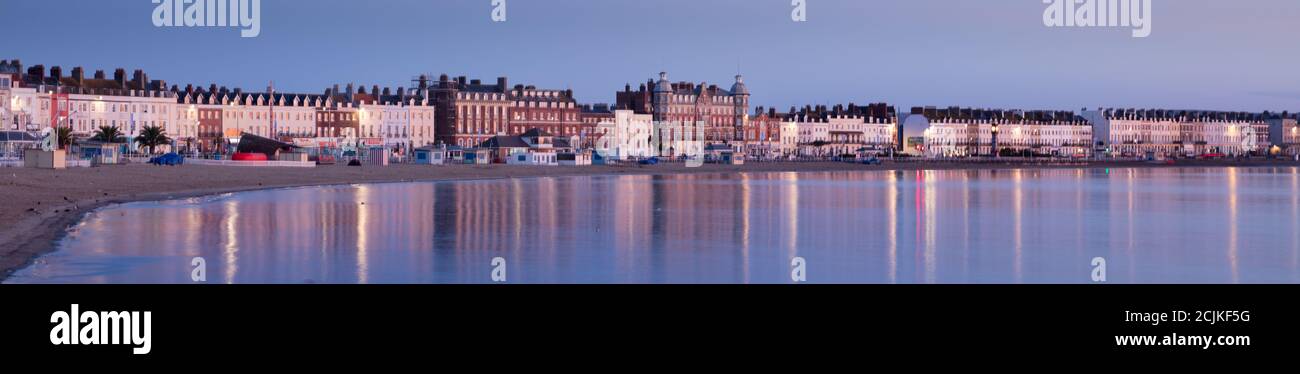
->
[7, 167, 1299, 284]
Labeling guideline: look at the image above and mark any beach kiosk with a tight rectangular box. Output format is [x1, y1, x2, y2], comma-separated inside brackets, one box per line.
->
[414, 146, 446, 165]
[77, 141, 124, 165]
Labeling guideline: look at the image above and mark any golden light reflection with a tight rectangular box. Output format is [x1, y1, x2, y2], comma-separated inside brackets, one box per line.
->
[784, 172, 799, 276]
[923, 170, 937, 284]
[223, 199, 239, 284]
[741, 173, 752, 284]
[356, 185, 371, 284]
[887, 171, 898, 284]
[1126, 169, 1136, 281]
[1013, 169, 1023, 283]
[1227, 168, 1239, 284]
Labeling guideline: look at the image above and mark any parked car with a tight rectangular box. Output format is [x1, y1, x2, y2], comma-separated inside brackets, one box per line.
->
[148, 153, 185, 166]
[638, 157, 660, 165]
[861, 156, 882, 165]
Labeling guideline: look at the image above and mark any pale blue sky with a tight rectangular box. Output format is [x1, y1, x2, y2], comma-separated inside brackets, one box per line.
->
[2, 0, 1298, 112]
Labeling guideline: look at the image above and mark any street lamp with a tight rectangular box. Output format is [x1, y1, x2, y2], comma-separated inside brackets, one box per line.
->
[990, 123, 1000, 158]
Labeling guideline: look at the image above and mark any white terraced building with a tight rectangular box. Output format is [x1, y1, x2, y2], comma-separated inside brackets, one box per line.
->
[1083, 109, 1271, 158]
[922, 108, 1093, 158]
[593, 109, 654, 160]
[9, 64, 179, 153]
[784, 103, 898, 157]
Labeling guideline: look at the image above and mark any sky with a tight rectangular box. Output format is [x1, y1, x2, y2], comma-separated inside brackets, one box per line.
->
[2, 0, 1299, 113]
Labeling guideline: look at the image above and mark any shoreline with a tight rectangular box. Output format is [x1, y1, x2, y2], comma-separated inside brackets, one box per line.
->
[2, 159, 1296, 281]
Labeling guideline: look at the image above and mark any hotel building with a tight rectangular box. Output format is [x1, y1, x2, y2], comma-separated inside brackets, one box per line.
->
[616, 72, 750, 145]
[1083, 109, 1270, 157]
[507, 84, 583, 139]
[431, 75, 511, 148]
[923, 107, 1093, 157]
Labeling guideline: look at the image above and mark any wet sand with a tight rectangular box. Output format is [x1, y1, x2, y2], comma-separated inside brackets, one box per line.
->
[1, 159, 1295, 280]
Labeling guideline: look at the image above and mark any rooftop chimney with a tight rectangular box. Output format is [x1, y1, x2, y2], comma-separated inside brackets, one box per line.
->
[28, 65, 45, 82]
[114, 68, 127, 88]
[71, 67, 85, 85]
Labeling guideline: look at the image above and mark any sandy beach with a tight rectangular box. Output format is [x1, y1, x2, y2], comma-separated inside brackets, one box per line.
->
[1, 159, 1296, 280]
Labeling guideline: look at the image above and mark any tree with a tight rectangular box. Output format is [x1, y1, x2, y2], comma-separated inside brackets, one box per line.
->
[56, 126, 74, 150]
[93, 125, 125, 143]
[134, 125, 172, 155]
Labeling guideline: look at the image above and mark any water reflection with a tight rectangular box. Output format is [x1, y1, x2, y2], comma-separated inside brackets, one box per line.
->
[8, 168, 1300, 284]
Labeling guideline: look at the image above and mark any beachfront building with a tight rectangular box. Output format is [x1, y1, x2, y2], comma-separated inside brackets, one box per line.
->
[791, 112, 830, 157]
[592, 109, 654, 160]
[1, 61, 51, 132]
[923, 107, 1093, 158]
[617, 72, 750, 145]
[177, 85, 325, 150]
[508, 84, 583, 139]
[580, 104, 617, 149]
[744, 107, 789, 158]
[1266, 113, 1299, 156]
[352, 85, 436, 151]
[14, 64, 178, 153]
[652, 120, 706, 158]
[779, 120, 800, 157]
[784, 103, 898, 157]
[431, 75, 512, 148]
[1083, 109, 1270, 158]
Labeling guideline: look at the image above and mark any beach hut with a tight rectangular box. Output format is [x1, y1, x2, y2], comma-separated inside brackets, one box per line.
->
[558, 151, 592, 166]
[414, 146, 446, 165]
[462, 148, 492, 165]
[76, 141, 124, 165]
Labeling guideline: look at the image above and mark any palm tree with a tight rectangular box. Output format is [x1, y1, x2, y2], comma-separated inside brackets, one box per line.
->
[134, 125, 172, 155]
[93, 125, 125, 143]
[56, 126, 74, 150]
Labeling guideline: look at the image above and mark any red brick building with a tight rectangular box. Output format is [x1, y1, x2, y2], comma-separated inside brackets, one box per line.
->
[616, 72, 750, 144]
[431, 75, 511, 147]
[507, 85, 583, 138]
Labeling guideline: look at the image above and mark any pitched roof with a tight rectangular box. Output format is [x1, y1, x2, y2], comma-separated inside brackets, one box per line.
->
[520, 128, 554, 138]
[479, 135, 530, 148]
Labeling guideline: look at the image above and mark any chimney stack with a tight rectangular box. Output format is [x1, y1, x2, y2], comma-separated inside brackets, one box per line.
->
[114, 68, 127, 88]
[497, 77, 507, 90]
[50, 66, 63, 82]
[28, 65, 45, 83]
[71, 67, 85, 85]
